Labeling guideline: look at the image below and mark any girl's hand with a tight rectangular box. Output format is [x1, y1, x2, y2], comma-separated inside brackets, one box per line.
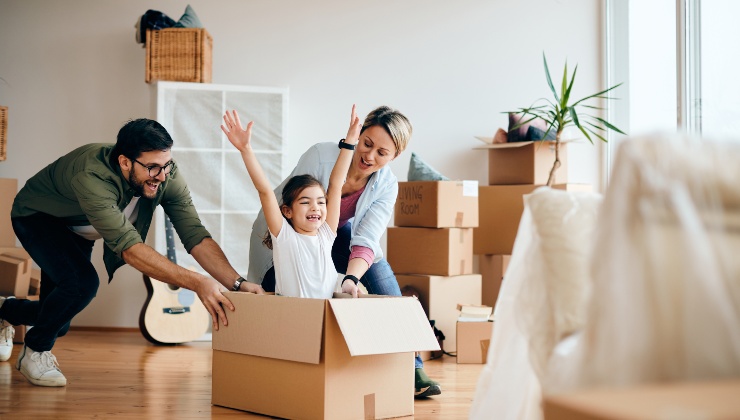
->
[221, 110, 253, 152]
[345, 104, 361, 146]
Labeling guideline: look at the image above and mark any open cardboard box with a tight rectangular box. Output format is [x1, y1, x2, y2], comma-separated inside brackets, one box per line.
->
[212, 292, 440, 419]
[476, 140, 571, 185]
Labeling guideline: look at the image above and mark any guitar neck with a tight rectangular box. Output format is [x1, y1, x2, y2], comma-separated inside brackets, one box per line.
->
[164, 215, 177, 265]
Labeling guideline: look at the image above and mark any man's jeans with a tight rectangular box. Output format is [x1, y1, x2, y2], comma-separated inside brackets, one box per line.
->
[262, 221, 424, 368]
[0, 213, 98, 352]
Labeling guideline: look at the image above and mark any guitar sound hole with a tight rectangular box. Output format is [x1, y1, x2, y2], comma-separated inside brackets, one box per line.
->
[167, 284, 180, 291]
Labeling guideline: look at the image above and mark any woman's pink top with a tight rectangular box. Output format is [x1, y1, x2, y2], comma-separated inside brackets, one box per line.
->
[339, 185, 374, 268]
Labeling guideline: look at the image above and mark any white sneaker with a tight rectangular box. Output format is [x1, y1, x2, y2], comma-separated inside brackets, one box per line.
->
[0, 297, 13, 362]
[16, 345, 67, 387]
[0, 324, 13, 362]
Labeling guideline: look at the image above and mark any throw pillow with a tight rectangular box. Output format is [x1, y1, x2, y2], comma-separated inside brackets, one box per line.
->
[174, 4, 203, 28]
[525, 125, 557, 141]
[407, 152, 449, 181]
[507, 113, 548, 142]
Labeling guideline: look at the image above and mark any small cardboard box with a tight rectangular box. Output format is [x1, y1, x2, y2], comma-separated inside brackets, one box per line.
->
[212, 292, 439, 419]
[395, 181, 479, 228]
[480, 141, 568, 185]
[29, 268, 41, 296]
[0, 253, 31, 298]
[474, 184, 590, 255]
[13, 324, 28, 344]
[543, 379, 740, 420]
[0, 178, 18, 247]
[396, 274, 482, 352]
[479, 254, 510, 308]
[456, 321, 493, 364]
[387, 227, 473, 276]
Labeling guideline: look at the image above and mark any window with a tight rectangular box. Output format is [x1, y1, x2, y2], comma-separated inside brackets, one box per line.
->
[606, 0, 739, 179]
[698, 0, 740, 138]
[152, 82, 288, 276]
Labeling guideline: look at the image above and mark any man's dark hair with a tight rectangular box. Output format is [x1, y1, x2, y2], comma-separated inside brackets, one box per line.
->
[110, 118, 173, 166]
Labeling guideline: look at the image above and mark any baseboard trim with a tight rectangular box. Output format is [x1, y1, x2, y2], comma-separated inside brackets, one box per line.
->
[69, 326, 140, 333]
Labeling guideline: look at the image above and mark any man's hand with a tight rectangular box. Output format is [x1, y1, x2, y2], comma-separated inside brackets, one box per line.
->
[341, 279, 363, 298]
[194, 276, 236, 331]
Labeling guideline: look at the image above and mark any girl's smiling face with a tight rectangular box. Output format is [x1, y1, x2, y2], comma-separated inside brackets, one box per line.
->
[281, 185, 327, 235]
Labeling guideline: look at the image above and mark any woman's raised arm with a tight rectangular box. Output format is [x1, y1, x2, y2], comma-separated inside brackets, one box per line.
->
[326, 105, 361, 233]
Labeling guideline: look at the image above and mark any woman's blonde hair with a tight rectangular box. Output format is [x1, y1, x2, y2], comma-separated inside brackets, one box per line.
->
[361, 106, 412, 157]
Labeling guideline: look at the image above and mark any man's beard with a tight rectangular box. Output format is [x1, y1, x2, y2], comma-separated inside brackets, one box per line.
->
[128, 171, 159, 199]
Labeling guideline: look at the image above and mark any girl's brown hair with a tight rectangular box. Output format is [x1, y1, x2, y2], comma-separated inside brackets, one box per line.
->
[262, 174, 325, 250]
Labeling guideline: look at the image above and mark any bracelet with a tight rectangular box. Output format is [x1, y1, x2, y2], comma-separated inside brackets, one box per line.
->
[232, 276, 246, 291]
[338, 138, 355, 150]
[343, 274, 360, 285]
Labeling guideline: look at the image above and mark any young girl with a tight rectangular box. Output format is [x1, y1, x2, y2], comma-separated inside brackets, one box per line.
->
[221, 106, 360, 298]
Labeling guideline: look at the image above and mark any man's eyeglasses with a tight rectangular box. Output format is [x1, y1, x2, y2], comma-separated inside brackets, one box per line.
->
[132, 158, 175, 178]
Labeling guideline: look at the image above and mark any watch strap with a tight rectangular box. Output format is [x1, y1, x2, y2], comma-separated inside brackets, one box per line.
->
[343, 274, 360, 285]
[232, 276, 246, 291]
[338, 138, 355, 150]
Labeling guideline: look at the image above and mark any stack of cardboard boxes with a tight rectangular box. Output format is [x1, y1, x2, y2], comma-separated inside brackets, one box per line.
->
[0, 177, 40, 343]
[386, 180, 483, 356]
[474, 141, 589, 309]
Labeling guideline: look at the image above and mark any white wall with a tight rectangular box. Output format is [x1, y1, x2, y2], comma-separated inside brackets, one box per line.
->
[0, 0, 604, 327]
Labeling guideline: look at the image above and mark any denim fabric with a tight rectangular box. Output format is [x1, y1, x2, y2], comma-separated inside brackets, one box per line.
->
[0, 213, 99, 352]
[331, 222, 401, 296]
[258, 222, 423, 367]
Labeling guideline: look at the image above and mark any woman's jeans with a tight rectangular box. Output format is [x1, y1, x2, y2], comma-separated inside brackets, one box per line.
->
[0, 213, 99, 352]
[262, 221, 424, 368]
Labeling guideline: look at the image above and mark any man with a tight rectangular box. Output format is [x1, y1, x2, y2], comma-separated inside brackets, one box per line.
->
[0, 119, 264, 387]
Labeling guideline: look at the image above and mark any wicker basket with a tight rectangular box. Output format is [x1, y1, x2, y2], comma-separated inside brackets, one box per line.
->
[0, 106, 7, 162]
[145, 28, 212, 83]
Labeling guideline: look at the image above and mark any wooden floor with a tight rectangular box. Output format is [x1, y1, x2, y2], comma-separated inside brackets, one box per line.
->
[0, 330, 484, 419]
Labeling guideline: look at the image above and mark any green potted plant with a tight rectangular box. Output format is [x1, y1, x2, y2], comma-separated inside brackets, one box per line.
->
[508, 53, 625, 186]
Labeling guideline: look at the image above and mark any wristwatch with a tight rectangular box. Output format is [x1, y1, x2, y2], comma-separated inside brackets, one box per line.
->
[232, 276, 247, 291]
[338, 138, 355, 150]
[343, 274, 360, 285]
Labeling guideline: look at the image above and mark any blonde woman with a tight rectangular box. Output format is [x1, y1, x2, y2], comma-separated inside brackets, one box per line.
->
[247, 105, 441, 398]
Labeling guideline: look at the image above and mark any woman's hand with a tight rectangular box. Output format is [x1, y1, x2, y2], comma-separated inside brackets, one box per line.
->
[345, 104, 361, 146]
[221, 110, 254, 152]
[341, 278, 363, 298]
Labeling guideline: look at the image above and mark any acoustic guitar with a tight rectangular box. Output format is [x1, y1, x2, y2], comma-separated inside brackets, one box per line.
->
[139, 214, 210, 345]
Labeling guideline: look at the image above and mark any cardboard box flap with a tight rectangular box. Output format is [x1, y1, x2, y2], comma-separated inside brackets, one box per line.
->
[328, 297, 440, 356]
[213, 292, 326, 364]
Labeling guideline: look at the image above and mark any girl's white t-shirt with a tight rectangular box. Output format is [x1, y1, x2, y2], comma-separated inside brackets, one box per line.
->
[271, 218, 338, 298]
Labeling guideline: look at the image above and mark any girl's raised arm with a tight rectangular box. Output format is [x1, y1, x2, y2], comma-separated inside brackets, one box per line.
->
[221, 110, 284, 238]
[326, 104, 361, 234]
